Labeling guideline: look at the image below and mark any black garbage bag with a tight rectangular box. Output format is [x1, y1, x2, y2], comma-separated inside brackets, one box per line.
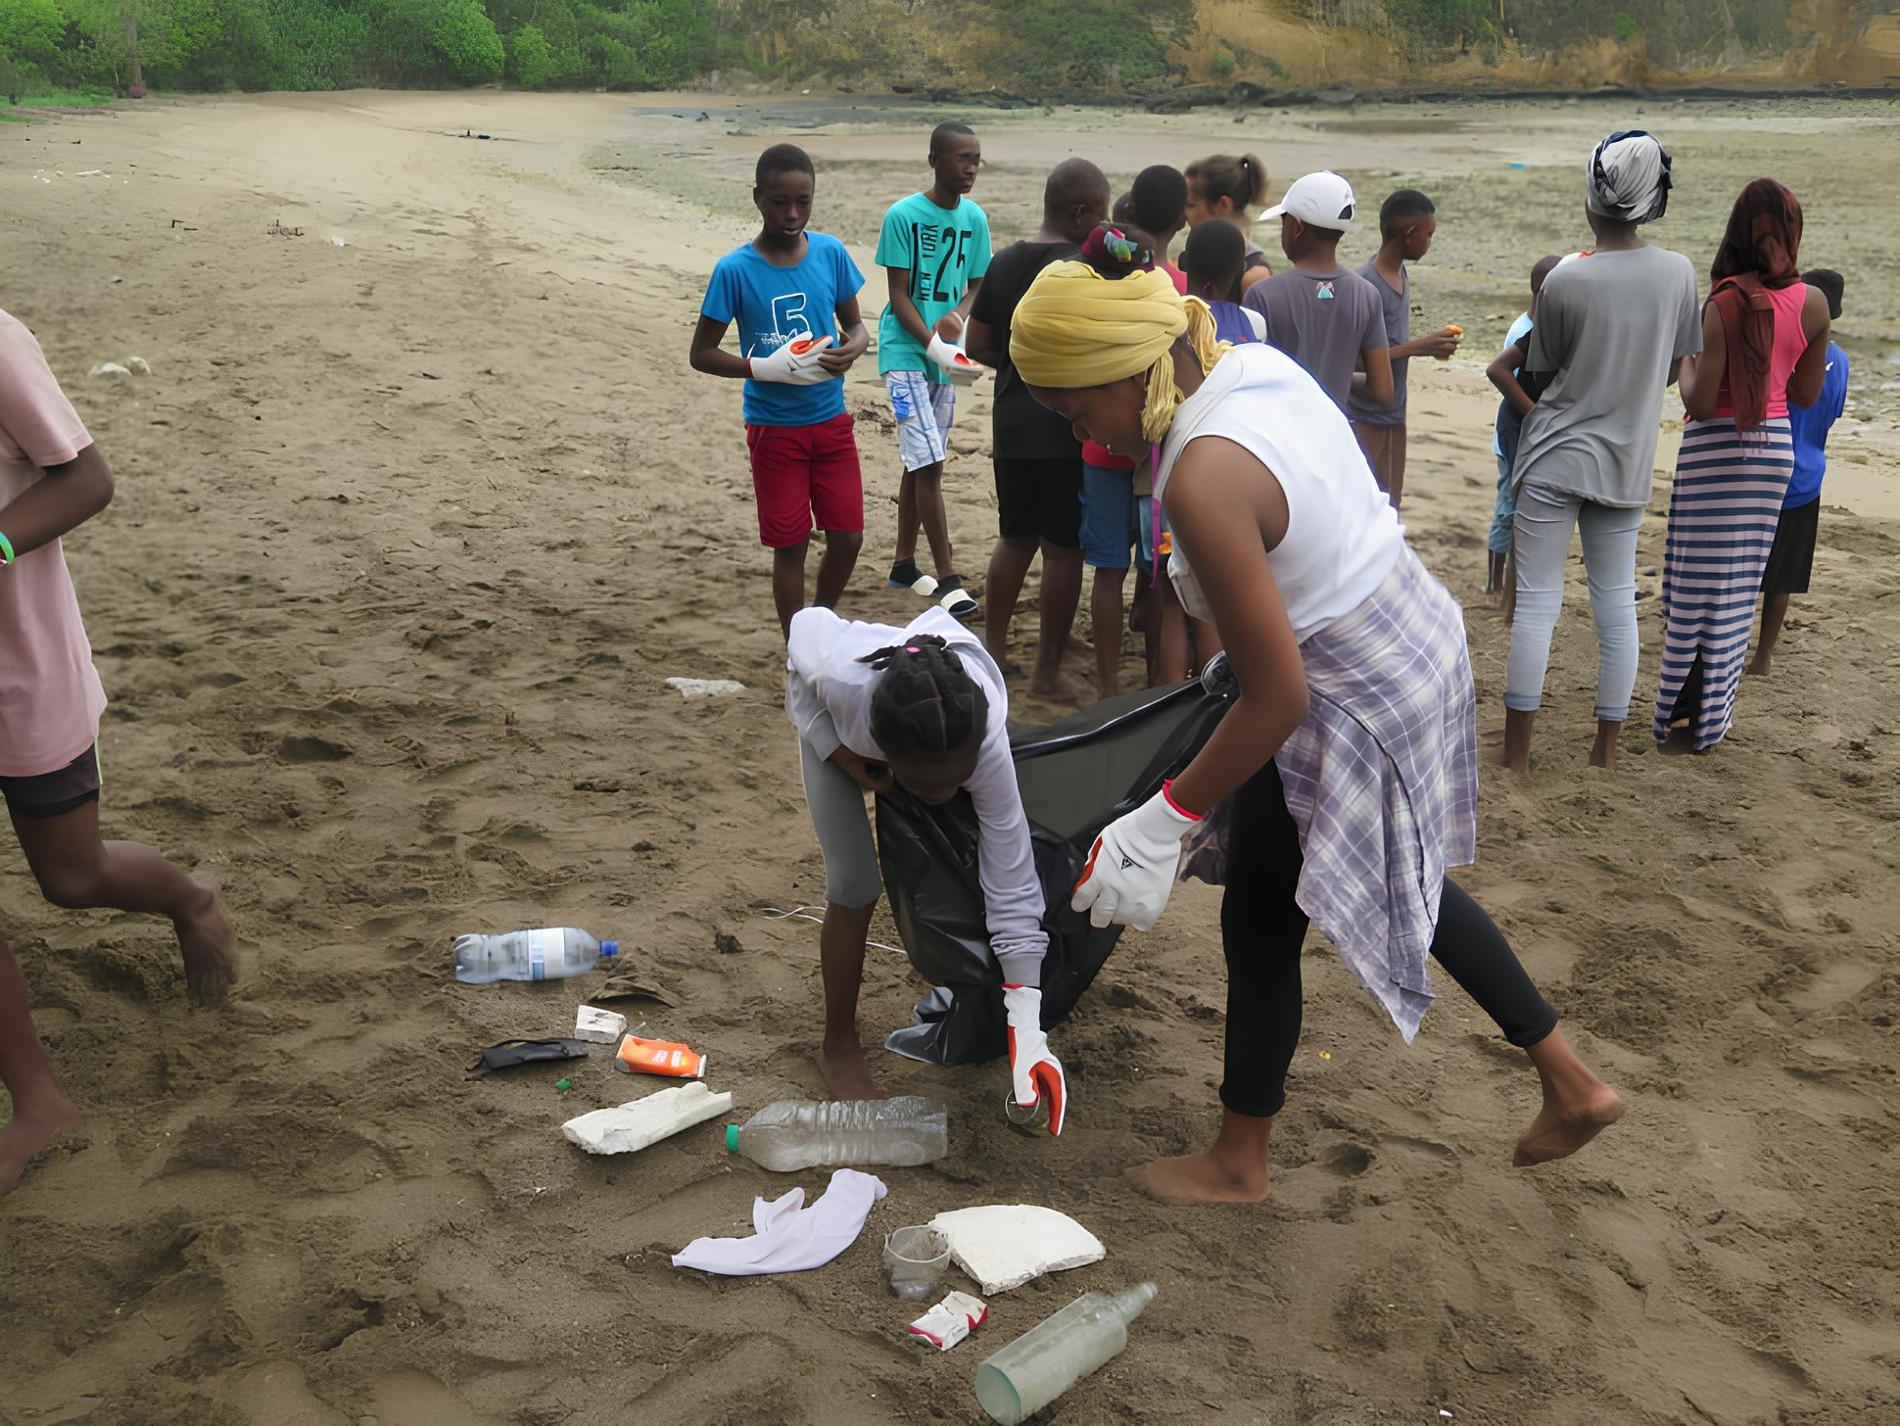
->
[877, 656, 1236, 1065]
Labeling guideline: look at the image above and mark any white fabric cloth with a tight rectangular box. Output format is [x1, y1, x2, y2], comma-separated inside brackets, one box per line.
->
[1154, 342, 1404, 641]
[672, 1169, 887, 1276]
[784, 606, 1047, 983]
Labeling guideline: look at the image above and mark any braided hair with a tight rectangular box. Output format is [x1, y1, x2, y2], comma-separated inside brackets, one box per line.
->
[857, 635, 981, 758]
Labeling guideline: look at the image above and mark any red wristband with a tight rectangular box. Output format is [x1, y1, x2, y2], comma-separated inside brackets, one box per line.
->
[1161, 779, 1204, 821]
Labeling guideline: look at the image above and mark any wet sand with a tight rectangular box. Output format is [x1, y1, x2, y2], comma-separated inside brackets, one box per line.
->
[1, 90, 1897, 1426]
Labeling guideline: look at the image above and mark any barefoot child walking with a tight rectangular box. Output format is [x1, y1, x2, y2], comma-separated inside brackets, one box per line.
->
[1011, 254, 1619, 1204]
[690, 144, 870, 636]
[784, 606, 1066, 1133]
[0, 307, 235, 1195]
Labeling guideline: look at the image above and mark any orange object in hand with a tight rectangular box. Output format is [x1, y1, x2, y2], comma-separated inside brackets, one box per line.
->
[615, 1032, 708, 1079]
[789, 338, 823, 355]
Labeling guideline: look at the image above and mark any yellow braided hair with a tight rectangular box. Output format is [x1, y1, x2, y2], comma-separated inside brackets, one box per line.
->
[1010, 260, 1229, 444]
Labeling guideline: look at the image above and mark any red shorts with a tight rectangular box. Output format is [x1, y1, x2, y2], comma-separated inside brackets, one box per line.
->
[744, 414, 865, 549]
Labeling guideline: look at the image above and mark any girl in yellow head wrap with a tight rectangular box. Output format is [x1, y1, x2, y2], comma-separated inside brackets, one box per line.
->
[1013, 227, 1622, 1210]
[1012, 257, 1229, 448]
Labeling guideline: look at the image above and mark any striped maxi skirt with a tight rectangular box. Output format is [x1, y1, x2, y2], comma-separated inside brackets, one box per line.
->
[1651, 416, 1794, 751]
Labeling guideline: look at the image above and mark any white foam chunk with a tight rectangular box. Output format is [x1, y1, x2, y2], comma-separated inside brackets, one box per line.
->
[574, 1004, 627, 1044]
[927, 1204, 1105, 1294]
[562, 1082, 733, 1155]
[664, 677, 746, 699]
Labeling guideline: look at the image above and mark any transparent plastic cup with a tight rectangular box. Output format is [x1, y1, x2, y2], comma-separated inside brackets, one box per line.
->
[883, 1225, 951, 1301]
[1003, 1091, 1049, 1135]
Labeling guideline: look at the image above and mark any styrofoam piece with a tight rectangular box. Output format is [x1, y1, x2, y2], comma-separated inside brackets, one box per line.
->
[574, 1004, 627, 1044]
[927, 1205, 1105, 1294]
[89, 362, 131, 378]
[664, 677, 746, 699]
[562, 1082, 732, 1155]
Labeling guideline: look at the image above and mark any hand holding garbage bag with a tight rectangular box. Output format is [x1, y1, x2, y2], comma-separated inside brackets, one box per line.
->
[1071, 782, 1202, 932]
[1003, 985, 1066, 1135]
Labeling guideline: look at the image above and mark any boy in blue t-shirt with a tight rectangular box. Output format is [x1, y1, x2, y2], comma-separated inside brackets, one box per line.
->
[692, 144, 870, 636]
[875, 122, 991, 620]
[1751, 267, 1849, 677]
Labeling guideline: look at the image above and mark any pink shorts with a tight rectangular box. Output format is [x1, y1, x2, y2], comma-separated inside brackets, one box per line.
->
[745, 414, 865, 549]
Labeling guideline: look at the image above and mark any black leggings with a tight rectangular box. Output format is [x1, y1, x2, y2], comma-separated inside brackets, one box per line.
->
[1219, 763, 1558, 1118]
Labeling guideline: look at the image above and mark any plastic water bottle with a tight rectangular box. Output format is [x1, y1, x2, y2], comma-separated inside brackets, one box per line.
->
[974, 1283, 1158, 1425]
[453, 927, 620, 983]
[724, 1096, 949, 1172]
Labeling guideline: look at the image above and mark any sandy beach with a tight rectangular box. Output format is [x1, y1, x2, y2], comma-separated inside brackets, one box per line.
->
[1, 90, 1897, 1426]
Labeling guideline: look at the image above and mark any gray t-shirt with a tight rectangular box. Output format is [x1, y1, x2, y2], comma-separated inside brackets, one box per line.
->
[1514, 245, 1701, 507]
[1345, 260, 1408, 428]
[1242, 266, 1388, 411]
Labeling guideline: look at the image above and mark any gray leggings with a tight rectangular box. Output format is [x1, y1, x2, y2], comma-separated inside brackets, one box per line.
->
[1504, 483, 1645, 723]
[800, 738, 883, 909]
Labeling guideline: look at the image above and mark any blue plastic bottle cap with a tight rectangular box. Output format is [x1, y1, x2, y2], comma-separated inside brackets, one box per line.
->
[725, 1124, 740, 1153]
[600, 940, 620, 958]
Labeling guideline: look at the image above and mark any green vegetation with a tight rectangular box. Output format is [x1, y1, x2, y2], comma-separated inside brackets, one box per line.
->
[0, 0, 1889, 101]
[0, 0, 720, 96]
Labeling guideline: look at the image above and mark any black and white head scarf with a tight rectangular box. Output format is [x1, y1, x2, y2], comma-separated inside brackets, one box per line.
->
[1586, 130, 1673, 225]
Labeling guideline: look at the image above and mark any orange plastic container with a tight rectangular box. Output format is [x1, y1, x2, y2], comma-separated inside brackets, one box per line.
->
[615, 1033, 707, 1079]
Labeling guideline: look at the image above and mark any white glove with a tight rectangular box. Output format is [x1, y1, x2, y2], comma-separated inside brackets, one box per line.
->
[925, 331, 986, 385]
[748, 333, 833, 385]
[1003, 984, 1066, 1137]
[1071, 783, 1201, 932]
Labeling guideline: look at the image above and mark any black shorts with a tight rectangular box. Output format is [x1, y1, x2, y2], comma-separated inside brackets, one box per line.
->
[994, 456, 1083, 548]
[1761, 499, 1819, 597]
[0, 744, 102, 820]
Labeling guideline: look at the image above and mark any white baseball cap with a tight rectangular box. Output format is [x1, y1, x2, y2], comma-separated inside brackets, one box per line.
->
[1260, 171, 1358, 232]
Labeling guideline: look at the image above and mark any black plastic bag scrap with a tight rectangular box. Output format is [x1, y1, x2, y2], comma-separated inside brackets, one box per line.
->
[877, 657, 1236, 1066]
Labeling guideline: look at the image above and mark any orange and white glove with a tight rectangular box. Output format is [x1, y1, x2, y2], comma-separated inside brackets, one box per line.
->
[925, 331, 987, 385]
[747, 333, 833, 385]
[1071, 782, 1201, 932]
[1003, 984, 1066, 1137]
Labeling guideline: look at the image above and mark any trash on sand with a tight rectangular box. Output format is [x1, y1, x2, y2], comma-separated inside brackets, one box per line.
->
[574, 1004, 628, 1044]
[727, 1097, 948, 1172]
[454, 927, 619, 983]
[591, 975, 678, 1009]
[672, 1168, 886, 1276]
[885, 1225, 952, 1301]
[908, 1290, 988, 1351]
[88, 362, 133, 378]
[554, 1077, 574, 1094]
[928, 1205, 1105, 1295]
[466, 1037, 590, 1078]
[126, 356, 152, 376]
[267, 219, 304, 238]
[329, 235, 347, 247]
[664, 677, 746, 699]
[974, 1283, 1157, 1425]
[614, 1030, 707, 1079]
[562, 1080, 733, 1155]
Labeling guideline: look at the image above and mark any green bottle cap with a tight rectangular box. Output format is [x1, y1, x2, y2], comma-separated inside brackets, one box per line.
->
[726, 1124, 740, 1153]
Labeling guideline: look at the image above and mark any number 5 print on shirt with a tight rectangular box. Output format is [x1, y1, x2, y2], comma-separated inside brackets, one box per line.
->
[769, 291, 814, 348]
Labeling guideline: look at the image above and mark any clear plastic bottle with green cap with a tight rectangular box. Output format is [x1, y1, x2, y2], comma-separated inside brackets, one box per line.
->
[973, 1282, 1158, 1425]
[723, 1096, 948, 1172]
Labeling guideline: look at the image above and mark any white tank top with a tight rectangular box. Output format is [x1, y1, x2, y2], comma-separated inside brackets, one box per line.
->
[1154, 343, 1405, 642]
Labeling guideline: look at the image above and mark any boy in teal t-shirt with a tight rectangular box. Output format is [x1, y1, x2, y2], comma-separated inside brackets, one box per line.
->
[875, 122, 991, 619]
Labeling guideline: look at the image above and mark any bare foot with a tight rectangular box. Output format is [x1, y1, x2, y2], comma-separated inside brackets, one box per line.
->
[174, 879, 236, 1006]
[1028, 669, 1078, 702]
[1513, 1083, 1625, 1167]
[1126, 1150, 1268, 1205]
[1493, 747, 1530, 773]
[0, 1094, 83, 1199]
[1589, 738, 1619, 770]
[815, 1040, 879, 1099]
[1746, 655, 1770, 677]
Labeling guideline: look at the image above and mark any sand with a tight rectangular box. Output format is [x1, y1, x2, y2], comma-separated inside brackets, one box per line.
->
[0, 90, 1896, 1426]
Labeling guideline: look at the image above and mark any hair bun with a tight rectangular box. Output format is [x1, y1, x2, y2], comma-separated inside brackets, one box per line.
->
[1081, 222, 1155, 278]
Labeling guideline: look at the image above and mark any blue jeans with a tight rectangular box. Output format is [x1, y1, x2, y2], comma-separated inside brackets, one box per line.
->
[1489, 453, 1516, 556]
[1504, 484, 1644, 723]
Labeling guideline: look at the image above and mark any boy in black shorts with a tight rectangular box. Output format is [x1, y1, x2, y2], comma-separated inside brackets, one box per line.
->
[965, 158, 1109, 696]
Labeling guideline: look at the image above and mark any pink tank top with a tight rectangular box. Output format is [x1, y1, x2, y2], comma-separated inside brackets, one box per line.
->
[1714, 281, 1809, 421]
